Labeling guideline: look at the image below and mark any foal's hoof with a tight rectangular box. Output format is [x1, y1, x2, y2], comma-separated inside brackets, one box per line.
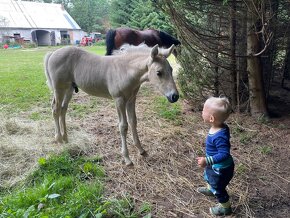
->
[126, 162, 134, 167]
[55, 138, 63, 144]
[123, 160, 134, 167]
[140, 150, 148, 157]
[55, 135, 63, 144]
[62, 136, 68, 143]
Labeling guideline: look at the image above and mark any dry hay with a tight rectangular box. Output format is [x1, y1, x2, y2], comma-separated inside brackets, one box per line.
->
[0, 110, 94, 188]
[1, 83, 290, 217]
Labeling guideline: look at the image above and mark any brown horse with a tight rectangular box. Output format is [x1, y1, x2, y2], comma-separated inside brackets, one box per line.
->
[105, 27, 180, 56]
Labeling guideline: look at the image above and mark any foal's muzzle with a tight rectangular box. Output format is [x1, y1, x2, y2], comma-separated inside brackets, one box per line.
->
[167, 93, 179, 103]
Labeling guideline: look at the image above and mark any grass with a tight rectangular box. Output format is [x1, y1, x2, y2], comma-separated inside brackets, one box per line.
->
[0, 47, 51, 114]
[0, 149, 150, 217]
[0, 45, 106, 116]
[153, 96, 182, 125]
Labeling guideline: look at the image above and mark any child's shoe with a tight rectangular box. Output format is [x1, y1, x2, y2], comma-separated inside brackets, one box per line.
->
[209, 203, 232, 216]
[197, 187, 215, 197]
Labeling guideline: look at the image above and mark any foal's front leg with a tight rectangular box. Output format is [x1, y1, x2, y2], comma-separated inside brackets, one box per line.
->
[115, 98, 132, 166]
[126, 96, 146, 156]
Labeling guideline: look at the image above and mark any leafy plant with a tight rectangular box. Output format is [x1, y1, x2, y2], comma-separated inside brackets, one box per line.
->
[259, 146, 272, 155]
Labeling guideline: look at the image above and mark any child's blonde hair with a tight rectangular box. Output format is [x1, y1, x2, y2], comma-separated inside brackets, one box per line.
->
[204, 96, 231, 123]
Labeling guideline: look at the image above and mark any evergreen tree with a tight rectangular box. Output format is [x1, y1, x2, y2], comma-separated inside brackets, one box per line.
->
[69, 0, 109, 33]
[109, 0, 173, 34]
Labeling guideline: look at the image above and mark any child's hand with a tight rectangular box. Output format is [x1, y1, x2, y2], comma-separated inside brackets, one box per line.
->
[196, 157, 206, 168]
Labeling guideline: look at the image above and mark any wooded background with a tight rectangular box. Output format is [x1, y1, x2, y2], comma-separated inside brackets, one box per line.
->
[14, 0, 290, 117]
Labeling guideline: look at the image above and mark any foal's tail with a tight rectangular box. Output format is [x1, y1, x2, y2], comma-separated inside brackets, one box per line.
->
[105, 29, 116, 55]
[44, 52, 53, 90]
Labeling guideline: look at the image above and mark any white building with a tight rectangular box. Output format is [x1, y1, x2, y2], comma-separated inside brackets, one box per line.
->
[0, 0, 85, 45]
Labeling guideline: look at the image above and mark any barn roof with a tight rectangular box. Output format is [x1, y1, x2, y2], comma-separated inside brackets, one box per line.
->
[0, 0, 81, 30]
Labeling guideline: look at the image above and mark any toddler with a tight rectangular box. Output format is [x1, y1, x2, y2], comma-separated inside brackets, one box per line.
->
[196, 96, 234, 216]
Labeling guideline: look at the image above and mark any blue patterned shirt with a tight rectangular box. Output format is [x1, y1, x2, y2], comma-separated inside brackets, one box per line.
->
[205, 124, 233, 168]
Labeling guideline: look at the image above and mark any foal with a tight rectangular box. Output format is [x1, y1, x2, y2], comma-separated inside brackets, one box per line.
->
[44, 44, 179, 165]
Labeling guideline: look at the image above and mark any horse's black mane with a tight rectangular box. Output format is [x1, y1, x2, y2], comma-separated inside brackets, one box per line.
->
[159, 31, 181, 47]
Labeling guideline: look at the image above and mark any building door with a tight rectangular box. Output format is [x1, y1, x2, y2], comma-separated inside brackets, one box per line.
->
[60, 31, 70, 44]
[31, 30, 50, 46]
[50, 31, 56, 46]
[31, 31, 37, 45]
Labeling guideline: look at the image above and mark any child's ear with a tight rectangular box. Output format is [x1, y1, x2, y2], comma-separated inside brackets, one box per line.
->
[209, 115, 215, 122]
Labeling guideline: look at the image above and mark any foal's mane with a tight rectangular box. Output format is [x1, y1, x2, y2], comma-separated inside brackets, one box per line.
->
[112, 43, 151, 56]
[112, 43, 170, 58]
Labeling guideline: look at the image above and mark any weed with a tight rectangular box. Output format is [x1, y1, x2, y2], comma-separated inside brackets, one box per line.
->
[153, 96, 182, 125]
[236, 163, 247, 175]
[257, 114, 270, 124]
[239, 132, 256, 144]
[139, 202, 152, 214]
[274, 123, 287, 129]
[29, 112, 42, 121]
[232, 125, 245, 136]
[239, 133, 251, 144]
[259, 146, 272, 155]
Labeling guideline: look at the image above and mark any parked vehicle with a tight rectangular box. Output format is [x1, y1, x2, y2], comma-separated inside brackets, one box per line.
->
[90, 32, 102, 43]
[80, 32, 102, 46]
[80, 36, 93, 46]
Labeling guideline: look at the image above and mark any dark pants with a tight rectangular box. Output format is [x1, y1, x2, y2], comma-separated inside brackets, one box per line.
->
[204, 164, 234, 203]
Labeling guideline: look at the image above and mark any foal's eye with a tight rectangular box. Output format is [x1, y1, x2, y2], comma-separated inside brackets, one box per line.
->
[157, 71, 162, 76]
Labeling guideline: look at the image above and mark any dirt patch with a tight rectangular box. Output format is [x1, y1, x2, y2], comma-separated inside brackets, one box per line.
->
[1, 83, 289, 217]
[80, 84, 290, 217]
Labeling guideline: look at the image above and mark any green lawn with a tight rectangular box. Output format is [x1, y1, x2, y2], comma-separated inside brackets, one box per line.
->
[0, 46, 106, 115]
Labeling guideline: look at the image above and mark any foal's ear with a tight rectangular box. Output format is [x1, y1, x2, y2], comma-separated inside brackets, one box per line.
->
[151, 44, 159, 59]
[163, 44, 175, 58]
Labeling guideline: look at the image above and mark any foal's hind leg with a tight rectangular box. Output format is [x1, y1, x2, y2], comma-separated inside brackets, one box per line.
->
[60, 87, 74, 143]
[126, 95, 146, 156]
[52, 89, 66, 143]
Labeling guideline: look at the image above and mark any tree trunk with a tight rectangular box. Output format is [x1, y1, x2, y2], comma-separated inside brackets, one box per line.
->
[230, 0, 237, 109]
[247, 2, 268, 117]
[236, 4, 248, 112]
[264, 0, 279, 99]
[282, 37, 290, 87]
